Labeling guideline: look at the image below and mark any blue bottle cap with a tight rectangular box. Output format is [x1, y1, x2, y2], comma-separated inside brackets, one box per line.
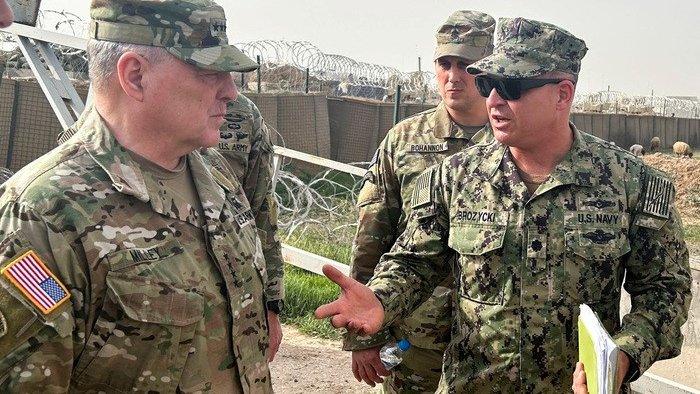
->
[398, 339, 410, 351]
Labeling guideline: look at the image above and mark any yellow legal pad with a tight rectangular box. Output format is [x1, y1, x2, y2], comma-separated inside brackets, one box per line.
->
[578, 304, 619, 394]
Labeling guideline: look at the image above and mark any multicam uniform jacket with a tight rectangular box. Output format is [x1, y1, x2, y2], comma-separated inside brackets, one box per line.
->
[346, 102, 489, 350]
[0, 107, 271, 393]
[368, 125, 692, 392]
[218, 94, 284, 302]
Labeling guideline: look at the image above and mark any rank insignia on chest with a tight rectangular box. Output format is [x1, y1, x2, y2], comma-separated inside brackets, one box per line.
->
[641, 173, 673, 219]
[1, 250, 70, 314]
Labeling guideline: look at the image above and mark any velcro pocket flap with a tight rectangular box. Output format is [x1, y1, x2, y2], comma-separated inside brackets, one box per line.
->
[448, 224, 507, 256]
[106, 274, 204, 327]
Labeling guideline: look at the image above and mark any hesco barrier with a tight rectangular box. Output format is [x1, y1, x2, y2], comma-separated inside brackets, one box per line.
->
[0, 81, 699, 171]
[0, 78, 88, 170]
[570, 112, 700, 151]
[327, 97, 432, 164]
[244, 93, 331, 159]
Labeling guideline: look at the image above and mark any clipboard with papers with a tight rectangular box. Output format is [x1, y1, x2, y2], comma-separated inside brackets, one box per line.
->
[578, 304, 620, 394]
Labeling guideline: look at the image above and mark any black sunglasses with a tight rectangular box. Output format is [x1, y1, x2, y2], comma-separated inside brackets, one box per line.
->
[475, 75, 565, 100]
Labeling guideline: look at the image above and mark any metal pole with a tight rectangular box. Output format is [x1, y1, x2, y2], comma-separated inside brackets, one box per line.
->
[662, 98, 666, 117]
[393, 84, 402, 125]
[240, 72, 244, 90]
[418, 57, 422, 73]
[256, 55, 261, 93]
[6, 81, 20, 168]
[305, 68, 309, 94]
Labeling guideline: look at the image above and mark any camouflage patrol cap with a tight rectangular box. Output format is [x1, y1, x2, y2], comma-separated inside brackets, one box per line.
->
[434, 10, 495, 62]
[467, 17, 587, 78]
[89, 0, 258, 72]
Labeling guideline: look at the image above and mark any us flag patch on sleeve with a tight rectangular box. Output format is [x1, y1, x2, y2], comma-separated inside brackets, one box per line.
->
[1, 250, 70, 314]
[411, 169, 434, 209]
[641, 172, 673, 219]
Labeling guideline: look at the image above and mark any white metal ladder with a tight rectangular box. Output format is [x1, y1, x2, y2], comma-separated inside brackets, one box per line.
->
[1, 23, 88, 143]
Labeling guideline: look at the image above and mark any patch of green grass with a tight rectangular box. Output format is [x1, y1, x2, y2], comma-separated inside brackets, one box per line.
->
[284, 230, 352, 265]
[280, 265, 342, 340]
[285, 315, 341, 339]
[684, 224, 700, 244]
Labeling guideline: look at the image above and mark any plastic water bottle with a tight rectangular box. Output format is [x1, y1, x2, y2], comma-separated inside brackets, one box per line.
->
[379, 339, 411, 370]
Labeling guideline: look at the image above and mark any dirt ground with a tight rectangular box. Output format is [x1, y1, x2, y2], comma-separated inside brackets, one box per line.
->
[273, 325, 700, 392]
[643, 153, 700, 226]
[271, 325, 373, 393]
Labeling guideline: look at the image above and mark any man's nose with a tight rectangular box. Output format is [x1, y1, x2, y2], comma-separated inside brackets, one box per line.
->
[219, 72, 238, 102]
[486, 87, 506, 107]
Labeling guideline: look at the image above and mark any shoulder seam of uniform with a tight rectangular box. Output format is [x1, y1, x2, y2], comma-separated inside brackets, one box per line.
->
[4, 144, 90, 204]
[394, 107, 436, 127]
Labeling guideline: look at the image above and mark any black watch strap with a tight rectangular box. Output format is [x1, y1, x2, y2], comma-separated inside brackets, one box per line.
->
[266, 300, 284, 314]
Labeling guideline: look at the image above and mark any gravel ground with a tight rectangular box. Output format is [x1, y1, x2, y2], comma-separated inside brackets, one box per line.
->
[271, 325, 374, 393]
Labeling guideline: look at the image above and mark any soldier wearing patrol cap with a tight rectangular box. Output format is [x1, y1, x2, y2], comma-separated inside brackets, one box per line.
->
[0, 0, 274, 392]
[345, 10, 495, 392]
[316, 17, 692, 393]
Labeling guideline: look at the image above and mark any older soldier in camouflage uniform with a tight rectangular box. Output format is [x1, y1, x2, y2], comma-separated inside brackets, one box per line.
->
[317, 17, 692, 393]
[346, 10, 495, 392]
[218, 94, 285, 361]
[0, 0, 274, 392]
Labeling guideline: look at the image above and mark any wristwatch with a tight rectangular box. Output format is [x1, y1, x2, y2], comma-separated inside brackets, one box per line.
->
[266, 300, 284, 314]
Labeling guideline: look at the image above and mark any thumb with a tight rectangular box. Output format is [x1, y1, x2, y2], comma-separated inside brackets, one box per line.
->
[315, 298, 342, 319]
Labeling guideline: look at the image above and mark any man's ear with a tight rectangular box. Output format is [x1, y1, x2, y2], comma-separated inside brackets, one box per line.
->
[116, 52, 149, 102]
[556, 80, 576, 110]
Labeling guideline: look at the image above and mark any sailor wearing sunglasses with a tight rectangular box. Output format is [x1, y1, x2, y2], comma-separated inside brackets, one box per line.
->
[316, 16, 691, 394]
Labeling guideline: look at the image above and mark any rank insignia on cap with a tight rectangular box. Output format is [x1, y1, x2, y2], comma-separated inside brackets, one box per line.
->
[641, 173, 673, 219]
[1, 250, 70, 315]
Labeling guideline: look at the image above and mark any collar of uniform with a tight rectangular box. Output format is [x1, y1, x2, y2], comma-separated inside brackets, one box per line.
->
[544, 123, 598, 190]
[474, 123, 597, 189]
[473, 137, 507, 182]
[431, 101, 485, 139]
[189, 149, 232, 223]
[78, 107, 233, 222]
[79, 106, 150, 203]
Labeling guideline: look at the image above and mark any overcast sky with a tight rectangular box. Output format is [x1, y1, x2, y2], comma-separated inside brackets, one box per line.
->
[37, 0, 700, 97]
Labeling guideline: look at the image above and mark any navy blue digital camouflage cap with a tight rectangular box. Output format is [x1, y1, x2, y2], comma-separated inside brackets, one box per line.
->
[467, 17, 587, 78]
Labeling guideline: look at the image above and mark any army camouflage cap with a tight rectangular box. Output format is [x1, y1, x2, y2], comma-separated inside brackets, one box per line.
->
[467, 17, 588, 78]
[89, 0, 258, 72]
[434, 10, 495, 62]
